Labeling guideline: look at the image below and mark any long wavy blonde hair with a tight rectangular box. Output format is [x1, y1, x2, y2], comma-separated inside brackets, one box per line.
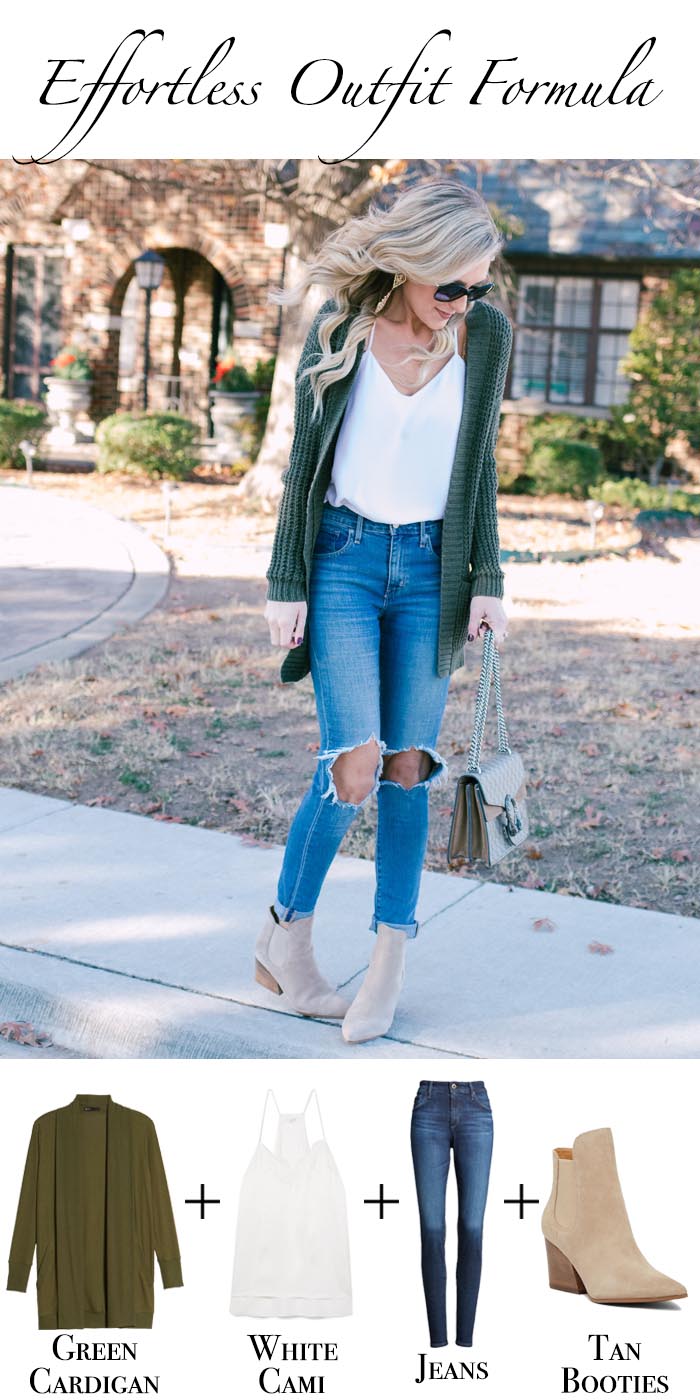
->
[269, 177, 503, 419]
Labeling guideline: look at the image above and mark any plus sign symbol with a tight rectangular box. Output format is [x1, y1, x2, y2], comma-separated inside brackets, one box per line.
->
[185, 1184, 221, 1220]
[504, 1183, 539, 1220]
[363, 1183, 400, 1220]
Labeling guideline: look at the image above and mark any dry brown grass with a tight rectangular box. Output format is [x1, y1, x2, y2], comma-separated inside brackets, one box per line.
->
[1, 471, 698, 917]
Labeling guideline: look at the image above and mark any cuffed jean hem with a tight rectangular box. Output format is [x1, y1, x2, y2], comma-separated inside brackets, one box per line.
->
[273, 899, 315, 923]
[369, 914, 419, 938]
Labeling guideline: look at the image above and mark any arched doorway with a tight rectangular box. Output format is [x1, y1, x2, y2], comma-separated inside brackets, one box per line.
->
[111, 248, 235, 433]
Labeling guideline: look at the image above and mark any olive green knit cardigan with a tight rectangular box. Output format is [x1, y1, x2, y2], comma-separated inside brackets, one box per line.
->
[266, 296, 513, 682]
[7, 1096, 183, 1330]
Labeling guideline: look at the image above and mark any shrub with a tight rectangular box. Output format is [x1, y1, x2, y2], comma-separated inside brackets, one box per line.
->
[597, 478, 700, 515]
[248, 356, 275, 459]
[95, 412, 199, 480]
[616, 267, 700, 483]
[0, 399, 47, 466]
[524, 440, 604, 498]
[523, 411, 632, 478]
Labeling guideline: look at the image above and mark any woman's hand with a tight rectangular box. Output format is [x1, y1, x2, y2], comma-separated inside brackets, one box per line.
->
[467, 595, 508, 647]
[264, 599, 308, 648]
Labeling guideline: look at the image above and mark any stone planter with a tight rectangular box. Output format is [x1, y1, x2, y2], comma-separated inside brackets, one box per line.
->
[210, 390, 260, 461]
[44, 376, 93, 447]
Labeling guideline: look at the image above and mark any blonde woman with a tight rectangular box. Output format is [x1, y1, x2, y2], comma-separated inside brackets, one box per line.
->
[258, 177, 512, 1044]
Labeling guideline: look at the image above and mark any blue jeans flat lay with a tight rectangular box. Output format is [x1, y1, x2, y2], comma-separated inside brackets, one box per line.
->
[410, 1080, 494, 1348]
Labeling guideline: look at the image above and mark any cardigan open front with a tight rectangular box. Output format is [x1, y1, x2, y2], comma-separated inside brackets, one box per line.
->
[7, 1096, 183, 1330]
[266, 296, 513, 682]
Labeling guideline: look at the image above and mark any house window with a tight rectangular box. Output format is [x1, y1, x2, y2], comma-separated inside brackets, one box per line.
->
[10, 248, 63, 399]
[509, 274, 640, 408]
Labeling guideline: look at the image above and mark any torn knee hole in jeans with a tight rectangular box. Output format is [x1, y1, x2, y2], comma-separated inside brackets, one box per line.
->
[319, 733, 385, 807]
[380, 745, 448, 791]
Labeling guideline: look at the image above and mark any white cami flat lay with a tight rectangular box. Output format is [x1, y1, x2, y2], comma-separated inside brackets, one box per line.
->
[229, 1089, 352, 1319]
[325, 318, 466, 525]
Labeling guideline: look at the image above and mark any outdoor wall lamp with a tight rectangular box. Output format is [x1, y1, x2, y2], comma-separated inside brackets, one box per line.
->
[134, 250, 166, 411]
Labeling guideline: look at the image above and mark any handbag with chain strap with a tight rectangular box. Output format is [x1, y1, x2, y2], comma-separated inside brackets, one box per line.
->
[447, 628, 529, 865]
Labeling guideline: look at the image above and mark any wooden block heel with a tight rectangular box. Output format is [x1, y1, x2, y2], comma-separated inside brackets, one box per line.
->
[255, 959, 283, 995]
[545, 1239, 586, 1294]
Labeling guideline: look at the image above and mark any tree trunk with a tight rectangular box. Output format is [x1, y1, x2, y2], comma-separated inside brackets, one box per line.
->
[649, 451, 665, 487]
[237, 158, 378, 505]
[237, 247, 324, 508]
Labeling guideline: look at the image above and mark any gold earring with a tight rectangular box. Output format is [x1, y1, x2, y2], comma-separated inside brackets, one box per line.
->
[374, 271, 406, 315]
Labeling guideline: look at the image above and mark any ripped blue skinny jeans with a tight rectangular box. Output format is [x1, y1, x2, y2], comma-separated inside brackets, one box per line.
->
[275, 504, 450, 937]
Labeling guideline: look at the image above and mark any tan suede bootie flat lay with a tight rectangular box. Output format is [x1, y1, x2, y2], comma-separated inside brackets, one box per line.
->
[541, 1127, 687, 1305]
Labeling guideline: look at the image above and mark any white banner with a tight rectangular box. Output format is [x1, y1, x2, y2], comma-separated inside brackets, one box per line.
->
[1, 0, 697, 161]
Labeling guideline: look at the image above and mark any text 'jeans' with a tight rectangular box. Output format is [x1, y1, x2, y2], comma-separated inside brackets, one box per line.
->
[275, 504, 450, 936]
[410, 1080, 493, 1347]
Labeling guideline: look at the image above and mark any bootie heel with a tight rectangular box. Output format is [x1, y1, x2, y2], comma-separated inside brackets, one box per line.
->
[254, 958, 282, 995]
[545, 1239, 586, 1294]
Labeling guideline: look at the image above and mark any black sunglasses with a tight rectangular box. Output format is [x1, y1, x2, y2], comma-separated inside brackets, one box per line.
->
[434, 280, 495, 303]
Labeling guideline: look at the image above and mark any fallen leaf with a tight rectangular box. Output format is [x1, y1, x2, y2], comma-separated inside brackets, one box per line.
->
[588, 941, 614, 955]
[550, 724, 565, 737]
[523, 871, 545, 889]
[674, 746, 694, 763]
[0, 1021, 53, 1048]
[579, 742, 601, 757]
[670, 848, 691, 863]
[580, 805, 605, 829]
[613, 701, 639, 719]
[525, 846, 543, 860]
[85, 795, 115, 807]
[230, 797, 252, 813]
[532, 917, 556, 932]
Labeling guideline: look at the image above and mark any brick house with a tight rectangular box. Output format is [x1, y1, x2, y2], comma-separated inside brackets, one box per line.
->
[2, 159, 699, 447]
[0, 161, 287, 434]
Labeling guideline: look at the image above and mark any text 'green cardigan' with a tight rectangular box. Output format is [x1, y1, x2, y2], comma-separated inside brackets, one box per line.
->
[7, 1096, 183, 1329]
[266, 296, 513, 682]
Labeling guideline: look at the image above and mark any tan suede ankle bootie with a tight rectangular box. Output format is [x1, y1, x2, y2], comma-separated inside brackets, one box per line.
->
[255, 906, 349, 1019]
[542, 1127, 687, 1305]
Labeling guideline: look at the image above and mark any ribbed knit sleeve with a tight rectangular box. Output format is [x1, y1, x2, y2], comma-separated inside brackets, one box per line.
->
[147, 1119, 183, 1290]
[266, 304, 330, 602]
[468, 314, 513, 599]
[7, 1119, 39, 1292]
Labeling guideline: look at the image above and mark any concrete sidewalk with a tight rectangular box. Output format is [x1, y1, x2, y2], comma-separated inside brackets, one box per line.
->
[1, 787, 698, 1060]
[0, 484, 170, 681]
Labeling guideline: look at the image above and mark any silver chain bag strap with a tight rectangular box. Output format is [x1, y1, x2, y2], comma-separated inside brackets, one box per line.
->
[447, 628, 529, 865]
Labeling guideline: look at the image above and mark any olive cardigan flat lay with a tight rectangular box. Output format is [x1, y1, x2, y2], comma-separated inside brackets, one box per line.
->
[7, 1096, 183, 1329]
[266, 296, 513, 682]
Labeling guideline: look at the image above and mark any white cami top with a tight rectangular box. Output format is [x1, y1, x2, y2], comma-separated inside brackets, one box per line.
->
[325, 319, 466, 525]
[229, 1089, 352, 1319]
